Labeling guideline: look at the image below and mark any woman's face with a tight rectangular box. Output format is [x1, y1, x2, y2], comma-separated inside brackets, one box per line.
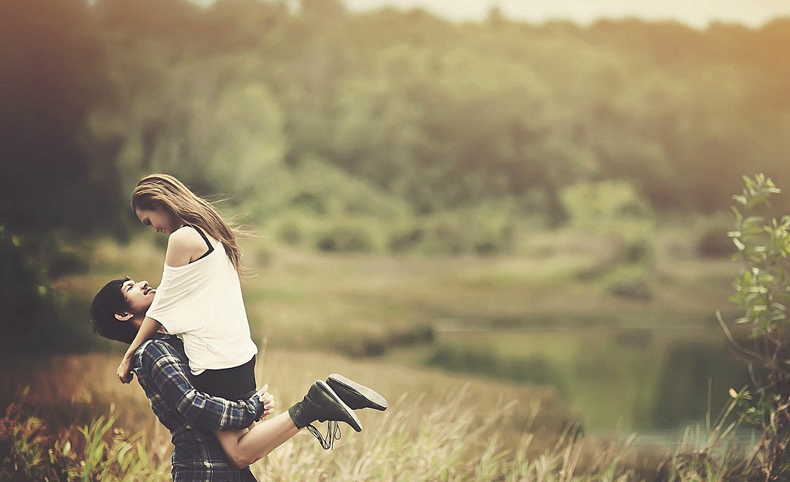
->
[135, 206, 181, 235]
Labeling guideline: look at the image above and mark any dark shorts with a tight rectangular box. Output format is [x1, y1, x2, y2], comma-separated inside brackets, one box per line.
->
[192, 356, 256, 401]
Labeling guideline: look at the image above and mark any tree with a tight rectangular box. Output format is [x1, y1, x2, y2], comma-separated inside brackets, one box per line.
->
[0, 0, 123, 352]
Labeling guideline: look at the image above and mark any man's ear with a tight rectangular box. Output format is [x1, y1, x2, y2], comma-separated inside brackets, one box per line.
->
[115, 312, 134, 322]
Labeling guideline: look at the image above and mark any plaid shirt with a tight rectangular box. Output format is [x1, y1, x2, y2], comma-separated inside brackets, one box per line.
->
[133, 333, 262, 482]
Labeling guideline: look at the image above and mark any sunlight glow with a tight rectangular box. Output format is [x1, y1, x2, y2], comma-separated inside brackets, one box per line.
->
[341, 0, 790, 28]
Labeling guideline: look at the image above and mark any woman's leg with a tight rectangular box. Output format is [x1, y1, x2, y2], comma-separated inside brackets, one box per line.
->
[216, 377, 380, 469]
[215, 428, 250, 469]
[215, 413, 299, 469]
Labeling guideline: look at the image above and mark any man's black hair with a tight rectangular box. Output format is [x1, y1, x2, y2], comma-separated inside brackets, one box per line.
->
[90, 277, 137, 344]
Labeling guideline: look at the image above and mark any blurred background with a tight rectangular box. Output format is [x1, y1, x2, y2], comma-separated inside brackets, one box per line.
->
[1, 0, 789, 476]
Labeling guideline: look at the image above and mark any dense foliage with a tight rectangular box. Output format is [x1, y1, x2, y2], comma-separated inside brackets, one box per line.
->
[3, 0, 790, 242]
[726, 175, 790, 481]
[0, 0, 125, 353]
[1, 0, 789, 349]
[82, 0, 790, 218]
[86, 0, 790, 256]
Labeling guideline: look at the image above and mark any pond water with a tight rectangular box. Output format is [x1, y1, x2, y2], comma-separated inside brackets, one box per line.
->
[419, 314, 753, 437]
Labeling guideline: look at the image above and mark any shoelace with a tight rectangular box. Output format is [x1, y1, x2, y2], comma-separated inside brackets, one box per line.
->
[306, 420, 342, 450]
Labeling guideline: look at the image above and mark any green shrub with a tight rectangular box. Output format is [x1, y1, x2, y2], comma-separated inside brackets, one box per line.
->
[47, 249, 90, 279]
[288, 191, 327, 215]
[0, 403, 168, 481]
[725, 174, 790, 480]
[420, 218, 467, 255]
[387, 226, 425, 253]
[413, 207, 516, 256]
[560, 180, 654, 233]
[315, 224, 374, 252]
[0, 227, 95, 354]
[387, 324, 434, 346]
[601, 265, 654, 300]
[623, 238, 652, 264]
[276, 222, 303, 246]
[0, 403, 62, 481]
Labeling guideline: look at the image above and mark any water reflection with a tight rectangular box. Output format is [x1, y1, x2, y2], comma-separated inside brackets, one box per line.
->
[424, 316, 753, 433]
[651, 341, 751, 428]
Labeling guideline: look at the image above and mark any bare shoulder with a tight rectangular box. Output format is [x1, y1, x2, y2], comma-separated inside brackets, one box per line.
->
[169, 225, 203, 245]
[165, 226, 205, 266]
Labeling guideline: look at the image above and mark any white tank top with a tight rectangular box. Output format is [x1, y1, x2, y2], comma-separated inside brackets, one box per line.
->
[146, 235, 257, 375]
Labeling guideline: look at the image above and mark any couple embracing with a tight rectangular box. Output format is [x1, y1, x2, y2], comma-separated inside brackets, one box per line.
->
[90, 174, 387, 481]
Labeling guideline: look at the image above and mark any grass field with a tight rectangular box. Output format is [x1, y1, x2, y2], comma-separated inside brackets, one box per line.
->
[2, 225, 752, 479]
[2, 347, 589, 480]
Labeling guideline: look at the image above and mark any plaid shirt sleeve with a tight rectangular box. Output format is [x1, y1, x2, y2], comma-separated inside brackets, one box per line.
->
[138, 341, 263, 431]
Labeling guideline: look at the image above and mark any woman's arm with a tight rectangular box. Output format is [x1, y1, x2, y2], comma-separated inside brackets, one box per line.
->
[117, 228, 205, 383]
[116, 316, 161, 383]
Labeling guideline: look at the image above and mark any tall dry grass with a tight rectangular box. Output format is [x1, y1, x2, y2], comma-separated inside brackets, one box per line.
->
[3, 346, 757, 481]
[2, 380, 646, 481]
[2, 346, 583, 479]
[254, 389, 654, 481]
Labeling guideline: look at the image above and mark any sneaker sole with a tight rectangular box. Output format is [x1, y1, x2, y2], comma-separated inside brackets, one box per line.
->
[327, 373, 388, 411]
[316, 380, 363, 432]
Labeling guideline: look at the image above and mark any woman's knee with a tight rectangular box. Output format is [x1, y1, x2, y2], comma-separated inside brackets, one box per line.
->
[215, 431, 253, 469]
[228, 451, 252, 470]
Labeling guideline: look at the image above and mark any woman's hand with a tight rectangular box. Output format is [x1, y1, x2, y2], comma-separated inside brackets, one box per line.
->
[256, 384, 275, 420]
[116, 355, 134, 384]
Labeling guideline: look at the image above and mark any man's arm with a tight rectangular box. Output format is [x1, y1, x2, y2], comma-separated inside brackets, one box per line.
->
[139, 341, 263, 431]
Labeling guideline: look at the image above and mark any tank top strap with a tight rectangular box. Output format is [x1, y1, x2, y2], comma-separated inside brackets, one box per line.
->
[187, 225, 215, 262]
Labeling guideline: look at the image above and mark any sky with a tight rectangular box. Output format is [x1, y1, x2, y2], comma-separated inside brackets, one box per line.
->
[339, 0, 790, 29]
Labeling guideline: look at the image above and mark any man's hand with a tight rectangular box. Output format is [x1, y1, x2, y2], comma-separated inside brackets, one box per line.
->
[116, 355, 134, 384]
[256, 384, 275, 420]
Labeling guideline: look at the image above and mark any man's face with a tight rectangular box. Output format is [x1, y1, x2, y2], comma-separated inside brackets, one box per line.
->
[121, 278, 156, 316]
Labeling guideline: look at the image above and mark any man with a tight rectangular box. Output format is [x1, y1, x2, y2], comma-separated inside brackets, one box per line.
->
[90, 277, 387, 481]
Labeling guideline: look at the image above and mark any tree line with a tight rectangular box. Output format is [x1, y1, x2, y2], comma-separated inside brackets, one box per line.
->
[1, 0, 789, 349]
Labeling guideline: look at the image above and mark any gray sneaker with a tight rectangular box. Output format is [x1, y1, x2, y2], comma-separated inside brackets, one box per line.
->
[326, 374, 388, 411]
[288, 380, 362, 450]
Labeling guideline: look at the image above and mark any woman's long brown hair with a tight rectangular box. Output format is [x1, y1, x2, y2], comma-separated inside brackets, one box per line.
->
[131, 174, 243, 273]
